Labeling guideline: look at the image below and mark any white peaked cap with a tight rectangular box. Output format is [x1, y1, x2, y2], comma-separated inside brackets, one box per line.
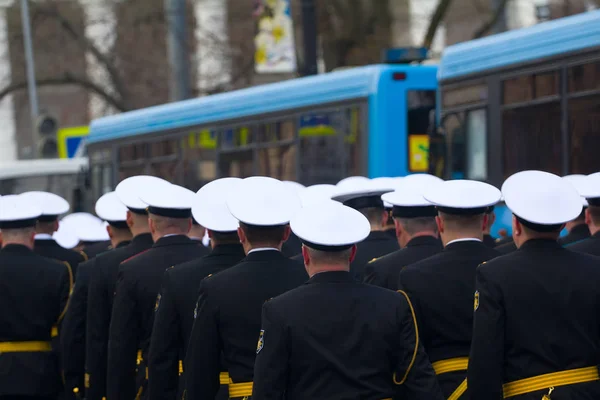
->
[300, 184, 337, 208]
[76, 221, 110, 242]
[502, 170, 582, 226]
[336, 176, 369, 189]
[20, 191, 69, 217]
[424, 179, 501, 212]
[61, 213, 103, 231]
[282, 181, 306, 194]
[0, 194, 42, 228]
[53, 222, 79, 249]
[562, 174, 589, 206]
[192, 178, 242, 232]
[95, 191, 128, 222]
[291, 200, 370, 251]
[371, 177, 401, 208]
[401, 173, 444, 187]
[138, 182, 195, 212]
[115, 175, 169, 210]
[226, 176, 301, 226]
[579, 172, 600, 202]
[382, 179, 434, 208]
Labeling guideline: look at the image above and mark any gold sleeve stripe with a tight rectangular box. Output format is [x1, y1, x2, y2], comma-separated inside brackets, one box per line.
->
[393, 290, 419, 385]
[57, 261, 73, 323]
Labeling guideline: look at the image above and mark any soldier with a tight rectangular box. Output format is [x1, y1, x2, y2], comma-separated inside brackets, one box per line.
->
[61, 191, 132, 399]
[253, 200, 444, 400]
[188, 218, 207, 242]
[569, 172, 600, 256]
[148, 178, 246, 400]
[0, 195, 71, 399]
[106, 181, 208, 400]
[184, 176, 308, 400]
[468, 170, 600, 399]
[557, 174, 591, 247]
[364, 178, 442, 291]
[21, 191, 86, 276]
[332, 180, 398, 280]
[398, 179, 501, 399]
[483, 206, 498, 247]
[85, 176, 159, 400]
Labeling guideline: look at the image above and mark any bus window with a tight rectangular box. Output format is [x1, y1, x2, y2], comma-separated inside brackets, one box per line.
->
[257, 119, 297, 180]
[502, 102, 562, 179]
[569, 94, 600, 174]
[182, 130, 217, 190]
[465, 109, 487, 181]
[407, 91, 436, 174]
[218, 149, 254, 178]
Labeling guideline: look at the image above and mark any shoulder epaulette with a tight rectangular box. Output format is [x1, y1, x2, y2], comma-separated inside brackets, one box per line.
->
[121, 249, 151, 264]
[368, 257, 380, 264]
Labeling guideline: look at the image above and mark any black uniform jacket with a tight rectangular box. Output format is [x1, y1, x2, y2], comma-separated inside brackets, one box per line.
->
[281, 231, 302, 258]
[483, 234, 497, 248]
[558, 223, 591, 247]
[496, 240, 517, 255]
[252, 271, 444, 400]
[468, 239, 600, 399]
[184, 249, 308, 400]
[351, 231, 399, 280]
[107, 235, 208, 400]
[148, 243, 246, 400]
[85, 233, 154, 400]
[61, 241, 129, 398]
[83, 240, 113, 259]
[34, 238, 86, 278]
[363, 235, 442, 291]
[568, 231, 600, 256]
[398, 240, 500, 398]
[0, 244, 71, 397]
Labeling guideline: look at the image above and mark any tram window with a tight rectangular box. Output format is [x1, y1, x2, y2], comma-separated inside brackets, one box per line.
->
[220, 127, 253, 150]
[149, 161, 179, 183]
[345, 107, 363, 177]
[119, 165, 146, 182]
[181, 131, 217, 189]
[569, 61, 600, 93]
[465, 109, 487, 181]
[502, 102, 562, 179]
[442, 84, 487, 108]
[533, 72, 559, 99]
[257, 144, 297, 180]
[441, 112, 466, 179]
[257, 120, 295, 143]
[569, 95, 600, 174]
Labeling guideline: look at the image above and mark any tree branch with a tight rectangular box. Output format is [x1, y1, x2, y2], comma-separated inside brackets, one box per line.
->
[422, 0, 454, 49]
[0, 73, 128, 112]
[472, 0, 510, 39]
[33, 8, 129, 105]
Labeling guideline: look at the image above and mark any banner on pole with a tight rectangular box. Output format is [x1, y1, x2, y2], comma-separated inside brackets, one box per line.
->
[254, 0, 297, 74]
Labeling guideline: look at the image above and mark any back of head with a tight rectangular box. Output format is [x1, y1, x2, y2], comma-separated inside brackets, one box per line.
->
[0, 194, 42, 249]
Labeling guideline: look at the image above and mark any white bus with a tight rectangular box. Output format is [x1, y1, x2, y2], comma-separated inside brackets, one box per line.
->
[0, 158, 90, 211]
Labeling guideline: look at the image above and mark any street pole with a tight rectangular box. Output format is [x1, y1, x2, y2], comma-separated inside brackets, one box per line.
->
[20, 0, 39, 157]
[490, 0, 507, 34]
[301, 0, 318, 76]
[165, 0, 191, 101]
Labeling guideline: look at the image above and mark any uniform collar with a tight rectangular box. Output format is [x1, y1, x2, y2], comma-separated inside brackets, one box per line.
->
[308, 270, 354, 284]
[570, 223, 590, 236]
[34, 238, 60, 247]
[132, 233, 154, 246]
[34, 233, 54, 240]
[210, 243, 245, 257]
[152, 234, 194, 248]
[1, 244, 33, 254]
[406, 235, 440, 248]
[367, 230, 395, 241]
[248, 247, 279, 254]
[444, 239, 486, 251]
[244, 248, 286, 262]
[519, 238, 563, 250]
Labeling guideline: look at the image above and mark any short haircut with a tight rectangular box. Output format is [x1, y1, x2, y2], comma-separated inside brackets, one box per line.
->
[359, 207, 385, 225]
[589, 206, 600, 226]
[573, 209, 586, 223]
[521, 222, 561, 238]
[36, 220, 56, 233]
[1, 227, 35, 242]
[396, 216, 437, 235]
[149, 214, 190, 234]
[239, 222, 287, 246]
[438, 212, 484, 231]
[305, 246, 352, 265]
[210, 231, 240, 245]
